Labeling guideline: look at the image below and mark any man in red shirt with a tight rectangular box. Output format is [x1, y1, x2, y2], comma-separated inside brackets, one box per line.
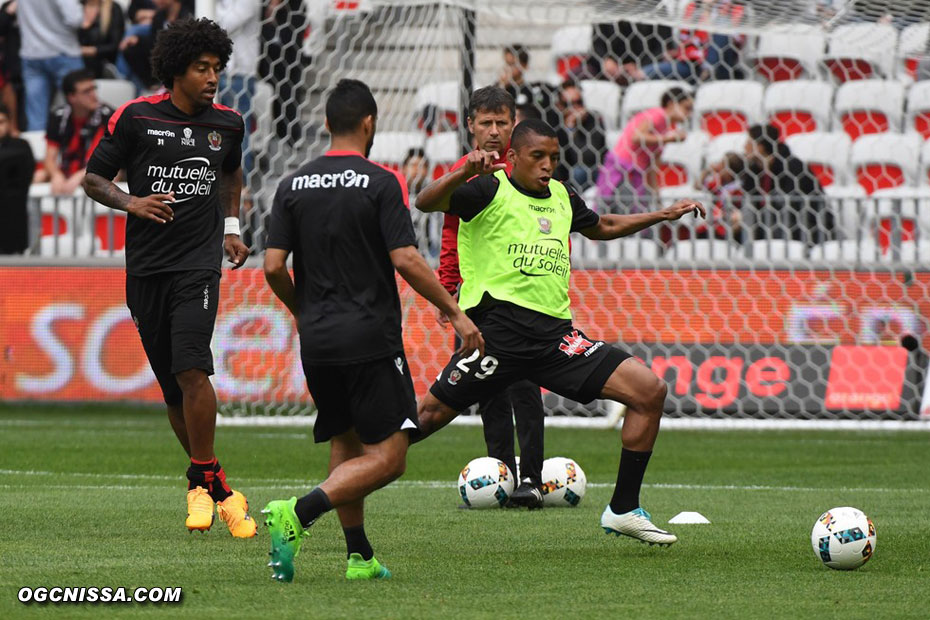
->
[439, 86, 546, 508]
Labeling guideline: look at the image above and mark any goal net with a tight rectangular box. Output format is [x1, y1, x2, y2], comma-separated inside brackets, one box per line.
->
[8, 1, 930, 427]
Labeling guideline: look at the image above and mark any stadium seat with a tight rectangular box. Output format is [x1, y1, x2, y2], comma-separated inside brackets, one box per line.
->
[704, 132, 748, 169]
[753, 25, 825, 82]
[550, 25, 591, 79]
[93, 211, 128, 251]
[922, 140, 930, 186]
[37, 233, 97, 257]
[579, 80, 621, 130]
[21, 130, 46, 164]
[368, 131, 424, 166]
[899, 240, 930, 262]
[424, 132, 461, 179]
[823, 23, 897, 82]
[748, 239, 807, 261]
[605, 128, 621, 151]
[665, 239, 744, 260]
[95, 79, 135, 108]
[658, 133, 706, 188]
[620, 80, 691, 126]
[604, 238, 661, 261]
[905, 81, 930, 139]
[695, 81, 763, 137]
[763, 80, 833, 137]
[850, 133, 921, 195]
[833, 79, 904, 140]
[898, 22, 930, 80]
[809, 239, 882, 262]
[868, 187, 930, 251]
[414, 81, 460, 133]
[823, 183, 867, 240]
[786, 131, 851, 187]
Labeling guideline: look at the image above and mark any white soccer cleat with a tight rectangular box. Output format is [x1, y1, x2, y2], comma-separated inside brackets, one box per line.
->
[601, 506, 678, 546]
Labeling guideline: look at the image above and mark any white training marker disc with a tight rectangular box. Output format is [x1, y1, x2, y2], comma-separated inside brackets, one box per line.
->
[668, 511, 710, 524]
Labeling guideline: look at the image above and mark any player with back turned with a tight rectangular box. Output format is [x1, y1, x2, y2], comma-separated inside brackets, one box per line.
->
[82, 18, 255, 538]
[261, 79, 483, 582]
[415, 118, 706, 546]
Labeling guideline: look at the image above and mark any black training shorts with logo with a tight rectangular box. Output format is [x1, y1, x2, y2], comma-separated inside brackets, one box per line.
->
[126, 270, 220, 405]
[429, 301, 631, 411]
[303, 352, 419, 445]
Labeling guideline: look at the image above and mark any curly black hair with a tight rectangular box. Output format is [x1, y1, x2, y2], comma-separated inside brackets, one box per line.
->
[150, 18, 233, 89]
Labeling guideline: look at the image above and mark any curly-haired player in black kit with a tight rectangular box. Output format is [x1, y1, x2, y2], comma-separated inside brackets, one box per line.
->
[82, 18, 255, 538]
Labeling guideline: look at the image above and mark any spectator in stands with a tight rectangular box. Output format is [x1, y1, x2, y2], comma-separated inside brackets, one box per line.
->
[641, 0, 746, 83]
[17, 0, 85, 131]
[741, 123, 831, 245]
[260, 0, 308, 143]
[498, 44, 556, 124]
[581, 21, 674, 85]
[79, 0, 125, 78]
[0, 102, 34, 254]
[121, 0, 192, 90]
[553, 79, 606, 189]
[595, 87, 692, 213]
[217, 0, 261, 187]
[38, 69, 113, 195]
[695, 151, 745, 240]
[116, 1, 154, 90]
[515, 101, 542, 124]
[0, 0, 22, 134]
[402, 147, 429, 196]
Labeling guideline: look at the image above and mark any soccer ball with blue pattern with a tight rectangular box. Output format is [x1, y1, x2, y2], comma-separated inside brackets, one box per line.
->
[811, 506, 876, 570]
[540, 457, 587, 507]
[457, 457, 514, 509]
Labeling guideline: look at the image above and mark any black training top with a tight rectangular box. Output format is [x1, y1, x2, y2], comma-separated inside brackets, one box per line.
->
[86, 93, 243, 276]
[265, 151, 417, 364]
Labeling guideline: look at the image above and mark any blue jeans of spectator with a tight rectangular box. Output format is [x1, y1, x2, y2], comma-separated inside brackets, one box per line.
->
[21, 55, 85, 131]
[705, 33, 741, 79]
[571, 164, 595, 189]
[641, 60, 698, 83]
[116, 23, 152, 94]
[219, 74, 256, 186]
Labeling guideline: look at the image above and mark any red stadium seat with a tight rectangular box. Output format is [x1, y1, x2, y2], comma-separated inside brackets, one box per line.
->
[785, 132, 852, 188]
[754, 27, 825, 82]
[834, 80, 904, 141]
[695, 81, 763, 137]
[823, 24, 896, 83]
[850, 134, 921, 195]
[764, 80, 833, 138]
[95, 213, 127, 251]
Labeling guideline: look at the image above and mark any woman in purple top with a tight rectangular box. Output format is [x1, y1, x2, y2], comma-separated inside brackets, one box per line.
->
[596, 87, 693, 213]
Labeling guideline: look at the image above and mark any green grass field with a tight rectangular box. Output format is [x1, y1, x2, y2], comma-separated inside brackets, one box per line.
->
[1, 405, 928, 619]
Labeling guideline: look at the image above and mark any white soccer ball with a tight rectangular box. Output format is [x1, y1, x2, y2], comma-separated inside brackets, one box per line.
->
[811, 506, 877, 570]
[457, 457, 515, 509]
[540, 457, 587, 507]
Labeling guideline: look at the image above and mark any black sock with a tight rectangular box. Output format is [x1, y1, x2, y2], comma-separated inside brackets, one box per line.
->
[187, 458, 215, 492]
[209, 459, 233, 503]
[609, 448, 652, 515]
[294, 487, 332, 528]
[343, 525, 374, 561]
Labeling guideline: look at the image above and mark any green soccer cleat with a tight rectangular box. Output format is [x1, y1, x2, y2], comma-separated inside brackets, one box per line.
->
[262, 497, 305, 582]
[345, 553, 392, 580]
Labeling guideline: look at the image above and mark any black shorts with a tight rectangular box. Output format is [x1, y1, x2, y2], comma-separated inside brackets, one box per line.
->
[430, 323, 630, 412]
[126, 270, 220, 405]
[303, 352, 419, 444]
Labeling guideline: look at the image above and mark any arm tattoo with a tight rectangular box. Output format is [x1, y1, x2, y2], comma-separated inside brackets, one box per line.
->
[83, 173, 132, 212]
[220, 168, 243, 219]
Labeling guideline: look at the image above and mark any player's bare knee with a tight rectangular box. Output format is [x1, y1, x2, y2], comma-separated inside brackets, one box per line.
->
[647, 376, 668, 413]
[175, 368, 208, 392]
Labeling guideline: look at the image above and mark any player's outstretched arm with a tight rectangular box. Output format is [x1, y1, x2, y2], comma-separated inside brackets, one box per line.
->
[390, 245, 485, 356]
[415, 149, 506, 213]
[82, 172, 176, 224]
[581, 198, 705, 240]
[263, 248, 298, 317]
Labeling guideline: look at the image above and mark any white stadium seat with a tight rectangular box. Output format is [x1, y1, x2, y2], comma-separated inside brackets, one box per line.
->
[823, 23, 898, 81]
[763, 80, 834, 137]
[658, 132, 706, 188]
[898, 22, 930, 79]
[786, 131, 852, 187]
[749, 239, 808, 261]
[95, 79, 135, 108]
[21, 130, 46, 163]
[550, 25, 592, 78]
[833, 79, 904, 140]
[579, 79, 621, 130]
[695, 80, 764, 136]
[753, 25, 825, 82]
[620, 80, 691, 125]
[704, 132, 748, 168]
[850, 133, 921, 194]
[368, 131, 425, 165]
[905, 80, 930, 139]
[665, 239, 744, 261]
[921, 140, 930, 186]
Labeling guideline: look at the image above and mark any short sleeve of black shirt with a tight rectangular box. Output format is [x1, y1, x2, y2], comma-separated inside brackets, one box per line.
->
[45, 109, 62, 146]
[86, 108, 134, 180]
[376, 172, 416, 251]
[265, 177, 293, 251]
[221, 115, 244, 173]
[448, 175, 499, 221]
[566, 183, 599, 232]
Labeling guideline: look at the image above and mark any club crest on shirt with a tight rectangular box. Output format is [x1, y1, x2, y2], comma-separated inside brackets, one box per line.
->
[208, 130, 222, 151]
[181, 126, 195, 147]
[538, 216, 552, 234]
